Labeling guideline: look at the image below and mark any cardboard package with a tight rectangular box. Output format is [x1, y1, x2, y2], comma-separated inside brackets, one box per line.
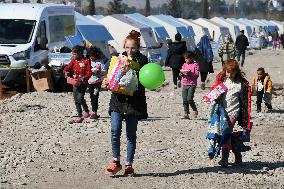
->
[202, 83, 228, 105]
[31, 69, 54, 91]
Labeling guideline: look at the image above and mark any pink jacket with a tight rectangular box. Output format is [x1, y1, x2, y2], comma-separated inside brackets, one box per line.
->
[180, 62, 200, 86]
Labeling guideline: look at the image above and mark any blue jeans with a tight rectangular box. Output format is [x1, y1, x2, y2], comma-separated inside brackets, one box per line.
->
[110, 112, 138, 164]
[237, 50, 246, 67]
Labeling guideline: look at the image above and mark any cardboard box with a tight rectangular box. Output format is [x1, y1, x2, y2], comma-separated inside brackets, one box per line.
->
[31, 69, 54, 91]
[202, 83, 228, 105]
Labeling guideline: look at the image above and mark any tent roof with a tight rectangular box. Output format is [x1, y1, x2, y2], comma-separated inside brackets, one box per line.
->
[167, 15, 195, 36]
[126, 13, 169, 38]
[149, 15, 193, 38]
[212, 17, 238, 27]
[75, 12, 113, 42]
[194, 18, 226, 28]
[111, 14, 148, 29]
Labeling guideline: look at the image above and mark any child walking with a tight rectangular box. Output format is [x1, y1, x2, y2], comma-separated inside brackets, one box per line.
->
[87, 46, 107, 119]
[64, 45, 92, 123]
[180, 52, 199, 119]
[104, 30, 148, 177]
[207, 59, 251, 167]
[252, 67, 273, 113]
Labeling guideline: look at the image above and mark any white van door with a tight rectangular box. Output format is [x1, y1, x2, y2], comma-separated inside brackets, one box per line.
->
[31, 20, 49, 66]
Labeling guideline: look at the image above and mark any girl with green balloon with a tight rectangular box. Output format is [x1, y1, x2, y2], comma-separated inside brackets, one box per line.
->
[104, 30, 165, 177]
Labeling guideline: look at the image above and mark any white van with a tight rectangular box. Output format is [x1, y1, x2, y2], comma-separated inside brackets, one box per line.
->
[0, 3, 75, 83]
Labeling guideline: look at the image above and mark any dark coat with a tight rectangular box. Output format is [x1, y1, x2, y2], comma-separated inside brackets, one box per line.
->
[165, 41, 187, 70]
[280, 34, 284, 43]
[235, 34, 249, 52]
[109, 51, 148, 120]
[195, 48, 214, 73]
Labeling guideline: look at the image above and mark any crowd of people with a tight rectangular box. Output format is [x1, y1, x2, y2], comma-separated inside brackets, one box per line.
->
[62, 29, 274, 176]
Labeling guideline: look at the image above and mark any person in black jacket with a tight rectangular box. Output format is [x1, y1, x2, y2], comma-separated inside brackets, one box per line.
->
[235, 30, 249, 67]
[104, 30, 148, 177]
[280, 32, 284, 49]
[165, 32, 187, 89]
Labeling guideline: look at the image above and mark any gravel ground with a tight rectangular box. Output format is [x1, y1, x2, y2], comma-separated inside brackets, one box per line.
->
[0, 49, 284, 189]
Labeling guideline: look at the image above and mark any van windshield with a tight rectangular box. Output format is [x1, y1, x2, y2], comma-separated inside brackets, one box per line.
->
[0, 19, 36, 44]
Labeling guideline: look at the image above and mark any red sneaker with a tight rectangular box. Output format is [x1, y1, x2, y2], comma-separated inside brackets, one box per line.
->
[69, 117, 83, 124]
[90, 113, 100, 119]
[105, 162, 122, 177]
[124, 165, 134, 177]
[82, 113, 90, 118]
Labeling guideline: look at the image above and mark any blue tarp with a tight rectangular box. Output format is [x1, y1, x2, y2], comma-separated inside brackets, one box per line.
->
[127, 13, 169, 39]
[77, 25, 113, 42]
[167, 15, 195, 37]
[75, 12, 113, 42]
[65, 35, 84, 46]
[176, 27, 191, 38]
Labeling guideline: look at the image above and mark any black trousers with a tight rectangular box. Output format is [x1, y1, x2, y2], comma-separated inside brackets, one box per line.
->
[256, 91, 272, 111]
[73, 83, 89, 117]
[88, 82, 102, 113]
[172, 68, 180, 86]
[200, 72, 208, 83]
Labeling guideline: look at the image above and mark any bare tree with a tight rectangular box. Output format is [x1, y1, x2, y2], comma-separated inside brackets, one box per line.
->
[145, 0, 151, 16]
[89, 0, 96, 15]
[167, 0, 181, 18]
[200, 0, 209, 18]
[108, 0, 124, 14]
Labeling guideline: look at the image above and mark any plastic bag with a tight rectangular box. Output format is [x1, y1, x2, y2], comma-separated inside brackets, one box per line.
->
[107, 55, 138, 96]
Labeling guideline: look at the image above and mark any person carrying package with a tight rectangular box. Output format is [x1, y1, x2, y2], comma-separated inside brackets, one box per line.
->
[206, 59, 251, 167]
[179, 51, 199, 119]
[86, 46, 107, 119]
[64, 45, 92, 123]
[104, 30, 148, 177]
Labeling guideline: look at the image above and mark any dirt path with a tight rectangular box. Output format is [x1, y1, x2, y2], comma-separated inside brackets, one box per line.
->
[0, 49, 284, 189]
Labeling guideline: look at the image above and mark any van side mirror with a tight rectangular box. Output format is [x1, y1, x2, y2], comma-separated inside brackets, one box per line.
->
[39, 37, 48, 50]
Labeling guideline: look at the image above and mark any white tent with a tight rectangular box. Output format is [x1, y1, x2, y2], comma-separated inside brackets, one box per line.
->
[259, 19, 279, 33]
[238, 18, 266, 35]
[126, 13, 169, 62]
[211, 17, 240, 42]
[254, 19, 277, 33]
[148, 14, 196, 51]
[226, 18, 253, 39]
[178, 18, 211, 44]
[85, 15, 104, 21]
[75, 12, 113, 57]
[97, 14, 162, 62]
[270, 20, 284, 34]
[192, 18, 230, 43]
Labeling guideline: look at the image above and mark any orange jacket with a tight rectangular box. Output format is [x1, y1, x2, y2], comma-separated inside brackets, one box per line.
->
[252, 74, 273, 94]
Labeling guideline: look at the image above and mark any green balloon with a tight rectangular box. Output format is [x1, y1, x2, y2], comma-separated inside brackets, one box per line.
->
[139, 63, 165, 90]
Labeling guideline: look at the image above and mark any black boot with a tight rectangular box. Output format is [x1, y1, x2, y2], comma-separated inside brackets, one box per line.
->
[234, 152, 242, 165]
[218, 149, 229, 167]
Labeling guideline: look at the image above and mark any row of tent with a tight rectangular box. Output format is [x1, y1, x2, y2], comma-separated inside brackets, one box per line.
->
[75, 13, 284, 62]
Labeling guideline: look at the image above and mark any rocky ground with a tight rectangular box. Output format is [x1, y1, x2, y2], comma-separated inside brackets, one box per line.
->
[0, 49, 284, 189]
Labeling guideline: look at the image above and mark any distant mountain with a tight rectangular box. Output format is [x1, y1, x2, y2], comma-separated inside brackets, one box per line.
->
[3, 0, 267, 8]
[95, 0, 168, 8]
